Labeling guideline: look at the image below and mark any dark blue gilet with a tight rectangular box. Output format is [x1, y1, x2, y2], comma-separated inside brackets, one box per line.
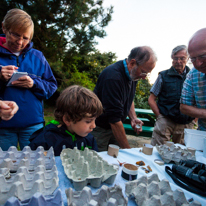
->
[157, 66, 194, 124]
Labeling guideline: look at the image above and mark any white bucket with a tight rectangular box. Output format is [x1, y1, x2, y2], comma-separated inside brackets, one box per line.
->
[203, 138, 206, 158]
[184, 129, 206, 151]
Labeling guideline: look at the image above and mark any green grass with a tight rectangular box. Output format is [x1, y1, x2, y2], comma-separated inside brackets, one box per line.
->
[44, 115, 54, 125]
[44, 107, 55, 125]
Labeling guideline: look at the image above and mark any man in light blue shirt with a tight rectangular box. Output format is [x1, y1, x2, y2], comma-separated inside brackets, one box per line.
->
[180, 28, 206, 131]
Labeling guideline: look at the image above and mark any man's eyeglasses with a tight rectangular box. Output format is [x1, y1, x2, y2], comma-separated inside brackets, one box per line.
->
[139, 72, 147, 77]
[190, 54, 206, 63]
[9, 31, 30, 43]
[172, 57, 187, 62]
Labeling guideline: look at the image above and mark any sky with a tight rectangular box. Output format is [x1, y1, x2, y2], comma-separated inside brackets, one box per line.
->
[96, 0, 206, 83]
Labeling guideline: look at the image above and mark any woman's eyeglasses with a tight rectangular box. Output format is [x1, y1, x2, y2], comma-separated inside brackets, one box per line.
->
[9, 31, 30, 43]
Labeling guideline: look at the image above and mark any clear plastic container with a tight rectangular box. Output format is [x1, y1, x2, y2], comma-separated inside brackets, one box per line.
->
[184, 129, 206, 151]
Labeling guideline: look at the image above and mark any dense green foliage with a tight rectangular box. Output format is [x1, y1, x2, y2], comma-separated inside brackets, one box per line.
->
[51, 51, 117, 92]
[134, 77, 152, 109]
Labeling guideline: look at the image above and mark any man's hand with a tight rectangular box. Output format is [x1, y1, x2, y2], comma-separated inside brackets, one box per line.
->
[0, 65, 18, 81]
[0, 101, 19, 121]
[130, 118, 144, 134]
[128, 102, 144, 134]
[12, 75, 34, 88]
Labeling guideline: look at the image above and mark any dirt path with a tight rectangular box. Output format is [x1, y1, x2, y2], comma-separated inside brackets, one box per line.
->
[127, 135, 151, 148]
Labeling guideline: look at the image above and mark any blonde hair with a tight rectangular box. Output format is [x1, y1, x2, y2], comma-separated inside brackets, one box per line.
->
[54, 85, 103, 124]
[2, 8, 34, 40]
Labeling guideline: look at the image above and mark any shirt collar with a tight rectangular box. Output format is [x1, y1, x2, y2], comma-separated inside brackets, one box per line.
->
[172, 66, 187, 77]
[47, 119, 77, 141]
[123, 59, 131, 80]
[172, 66, 187, 76]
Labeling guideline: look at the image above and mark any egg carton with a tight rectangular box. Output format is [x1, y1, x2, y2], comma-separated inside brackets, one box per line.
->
[125, 173, 201, 206]
[0, 146, 55, 171]
[60, 147, 118, 191]
[0, 176, 58, 205]
[0, 165, 58, 185]
[66, 185, 128, 206]
[3, 189, 63, 206]
[0, 146, 58, 205]
[156, 144, 196, 164]
[0, 146, 54, 160]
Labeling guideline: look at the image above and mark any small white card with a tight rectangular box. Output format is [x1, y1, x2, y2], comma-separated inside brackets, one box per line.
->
[7, 72, 28, 86]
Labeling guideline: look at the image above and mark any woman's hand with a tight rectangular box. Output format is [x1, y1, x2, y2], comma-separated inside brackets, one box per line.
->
[12, 75, 34, 88]
[0, 66, 18, 81]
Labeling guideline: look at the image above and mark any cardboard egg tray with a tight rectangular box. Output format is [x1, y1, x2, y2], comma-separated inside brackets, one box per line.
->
[3, 189, 63, 206]
[125, 173, 201, 206]
[66, 185, 128, 206]
[0, 146, 59, 205]
[60, 147, 118, 190]
[0, 146, 55, 171]
[156, 144, 196, 164]
[0, 146, 54, 159]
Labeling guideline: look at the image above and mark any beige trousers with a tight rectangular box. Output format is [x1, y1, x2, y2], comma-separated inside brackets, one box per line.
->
[151, 114, 195, 146]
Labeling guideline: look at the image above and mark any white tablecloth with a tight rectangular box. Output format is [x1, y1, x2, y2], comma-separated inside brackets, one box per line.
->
[55, 145, 206, 206]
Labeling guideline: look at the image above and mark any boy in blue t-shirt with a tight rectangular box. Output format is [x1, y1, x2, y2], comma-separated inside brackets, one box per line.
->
[29, 85, 103, 156]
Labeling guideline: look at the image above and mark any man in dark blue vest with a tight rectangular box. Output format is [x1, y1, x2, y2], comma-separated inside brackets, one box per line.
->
[148, 45, 195, 146]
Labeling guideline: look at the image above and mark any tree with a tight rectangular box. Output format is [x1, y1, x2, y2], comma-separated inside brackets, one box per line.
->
[51, 50, 117, 92]
[72, 50, 117, 83]
[134, 77, 152, 109]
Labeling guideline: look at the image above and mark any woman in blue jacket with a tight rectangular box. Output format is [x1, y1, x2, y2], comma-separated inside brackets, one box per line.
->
[0, 8, 57, 150]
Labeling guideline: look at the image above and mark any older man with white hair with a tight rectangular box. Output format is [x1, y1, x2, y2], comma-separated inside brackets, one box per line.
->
[180, 28, 206, 131]
[149, 45, 195, 146]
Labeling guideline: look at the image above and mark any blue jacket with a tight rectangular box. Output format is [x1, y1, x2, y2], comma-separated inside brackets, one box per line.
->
[29, 123, 99, 156]
[0, 37, 57, 128]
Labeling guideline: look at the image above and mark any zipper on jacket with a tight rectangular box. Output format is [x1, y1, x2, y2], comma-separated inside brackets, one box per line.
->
[16, 56, 20, 67]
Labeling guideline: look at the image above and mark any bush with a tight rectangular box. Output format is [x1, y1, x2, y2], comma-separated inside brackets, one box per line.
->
[134, 78, 152, 109]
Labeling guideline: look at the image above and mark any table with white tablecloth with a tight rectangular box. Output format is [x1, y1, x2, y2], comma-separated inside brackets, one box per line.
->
[55, 144, 206, 206]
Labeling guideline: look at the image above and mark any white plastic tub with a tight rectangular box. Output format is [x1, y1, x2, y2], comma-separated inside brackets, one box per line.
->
[184, 129, 206, 151]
